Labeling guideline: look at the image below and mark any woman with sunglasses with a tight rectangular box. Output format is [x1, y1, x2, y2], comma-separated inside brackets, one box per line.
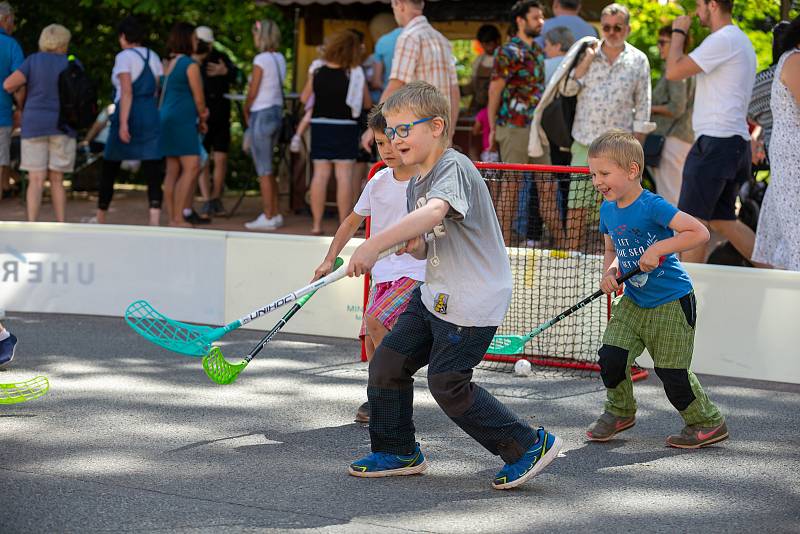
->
[648, 25, 694, 206]
[559, 2, 653, 251]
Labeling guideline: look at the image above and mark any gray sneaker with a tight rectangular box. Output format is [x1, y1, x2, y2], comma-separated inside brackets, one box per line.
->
[666, 421, 729, 449]
[586, 411, 636, 442]
[354, 401, 369, 424]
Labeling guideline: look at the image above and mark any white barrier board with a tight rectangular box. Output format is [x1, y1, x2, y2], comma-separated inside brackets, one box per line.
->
[225, 233, 365, 338]
[0, 223, 226, 325]
[1, 222, 797, 383]
[636, 263, 800, 383]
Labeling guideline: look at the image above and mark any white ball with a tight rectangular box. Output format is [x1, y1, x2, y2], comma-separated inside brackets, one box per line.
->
[514, 359, 532, 377]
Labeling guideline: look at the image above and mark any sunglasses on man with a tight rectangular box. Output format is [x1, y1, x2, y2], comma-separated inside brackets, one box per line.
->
[602, 24, 625, 34]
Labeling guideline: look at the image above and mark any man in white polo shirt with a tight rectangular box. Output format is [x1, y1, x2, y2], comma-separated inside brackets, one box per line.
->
[665, 0, 757, 264]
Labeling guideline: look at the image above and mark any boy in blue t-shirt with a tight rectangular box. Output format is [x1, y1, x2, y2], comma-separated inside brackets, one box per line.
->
[586, 130, 727, 449]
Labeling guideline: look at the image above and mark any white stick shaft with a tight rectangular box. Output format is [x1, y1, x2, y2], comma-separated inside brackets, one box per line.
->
[237, 244, 404, 326]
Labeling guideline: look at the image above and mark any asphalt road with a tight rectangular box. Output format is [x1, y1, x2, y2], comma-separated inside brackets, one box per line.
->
[1, 312, 798, 533]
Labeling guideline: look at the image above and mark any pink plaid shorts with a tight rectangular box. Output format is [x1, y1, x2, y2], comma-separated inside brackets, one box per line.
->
[359, 277, 423, 338]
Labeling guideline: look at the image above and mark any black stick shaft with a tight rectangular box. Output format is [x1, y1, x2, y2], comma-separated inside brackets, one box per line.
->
[527, 266, 643, 340]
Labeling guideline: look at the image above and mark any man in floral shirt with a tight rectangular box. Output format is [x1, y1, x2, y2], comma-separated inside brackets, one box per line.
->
[488, 0, 562, 246]
[561, 2, 653, 251]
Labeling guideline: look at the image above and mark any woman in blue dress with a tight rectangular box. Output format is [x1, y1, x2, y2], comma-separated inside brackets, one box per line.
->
[98, 16, 164, 226]
[160, 22, 208, 227]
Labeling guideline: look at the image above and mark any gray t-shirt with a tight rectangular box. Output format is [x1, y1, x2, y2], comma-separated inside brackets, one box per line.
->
[407, 148, 512, 327]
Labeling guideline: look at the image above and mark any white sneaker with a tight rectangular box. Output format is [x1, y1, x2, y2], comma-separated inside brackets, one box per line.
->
[244, 213, 278, 231]
[269, 214, 284, 228]
[289, 135, 302, 153]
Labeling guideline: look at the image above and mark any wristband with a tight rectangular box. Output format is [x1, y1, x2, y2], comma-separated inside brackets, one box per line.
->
[671, 28, 688, 37]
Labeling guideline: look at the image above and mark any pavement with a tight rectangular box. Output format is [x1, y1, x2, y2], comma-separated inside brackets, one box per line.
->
[1, 312, 798, 533]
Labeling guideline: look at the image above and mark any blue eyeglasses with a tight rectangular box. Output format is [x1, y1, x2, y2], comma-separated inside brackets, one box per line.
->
[384, 117, 435, 140]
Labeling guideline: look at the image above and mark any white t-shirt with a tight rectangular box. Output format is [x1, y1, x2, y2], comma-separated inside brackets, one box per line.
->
[251, 52, 286, 112]
[689, 25, 756, 140]
[111, 47, 163, 103]
[353, 167, 426, 284]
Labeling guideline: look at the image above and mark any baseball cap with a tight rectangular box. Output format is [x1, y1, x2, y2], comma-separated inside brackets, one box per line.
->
[196, 26, 214, 44]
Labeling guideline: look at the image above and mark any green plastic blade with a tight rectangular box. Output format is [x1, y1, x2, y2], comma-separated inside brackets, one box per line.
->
[486, 335, 528, 355]
[203, 347, 247, 385]
[0, 375, 50, 404]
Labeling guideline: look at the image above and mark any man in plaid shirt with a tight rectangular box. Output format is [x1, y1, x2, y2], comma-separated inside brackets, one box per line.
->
[362, 0, 459, 150]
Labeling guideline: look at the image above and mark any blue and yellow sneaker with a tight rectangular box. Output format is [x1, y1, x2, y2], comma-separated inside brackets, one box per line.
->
[492, 427, 563, 490]
[348, 443, 428, 478]
[0, 333, 17, 367]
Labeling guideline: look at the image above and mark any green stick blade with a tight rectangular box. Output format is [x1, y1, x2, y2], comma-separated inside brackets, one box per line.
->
[203, 347, 248, 385]
[486, 335, 528, 355]
[0, 375, 50, 404]
[125, 300, 220, 356]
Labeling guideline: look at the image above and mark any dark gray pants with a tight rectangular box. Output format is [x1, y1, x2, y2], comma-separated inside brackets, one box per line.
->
[367, 289, 538, 464]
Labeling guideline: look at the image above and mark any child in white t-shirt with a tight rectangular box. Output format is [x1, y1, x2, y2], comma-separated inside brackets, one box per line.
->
[312, 103, 425, 423]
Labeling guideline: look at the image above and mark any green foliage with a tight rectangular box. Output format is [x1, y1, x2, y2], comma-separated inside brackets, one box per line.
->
[620, 0, 797, 78]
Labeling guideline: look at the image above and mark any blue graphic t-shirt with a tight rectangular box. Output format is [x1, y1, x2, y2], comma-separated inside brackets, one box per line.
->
[599, 189, 693, 308]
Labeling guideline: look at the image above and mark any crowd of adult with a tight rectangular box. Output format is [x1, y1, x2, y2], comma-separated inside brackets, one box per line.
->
[0, 0, 796, 270]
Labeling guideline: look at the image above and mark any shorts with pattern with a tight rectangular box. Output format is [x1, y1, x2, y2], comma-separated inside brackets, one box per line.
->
[359, 277, 423, 338]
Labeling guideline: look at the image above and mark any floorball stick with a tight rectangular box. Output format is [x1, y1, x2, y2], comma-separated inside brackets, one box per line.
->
[487, 262, 658, 355]
[202, 258, 343, 384]
[126, 245, 403, 356]
[0, 375, 50, 404]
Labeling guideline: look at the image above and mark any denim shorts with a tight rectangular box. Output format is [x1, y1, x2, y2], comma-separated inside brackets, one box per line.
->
[250, 106, 282, 176]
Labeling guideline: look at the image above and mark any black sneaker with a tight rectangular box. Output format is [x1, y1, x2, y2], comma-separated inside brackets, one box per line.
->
[199, 201, 214, 220]
[355, 401, 370, 424]
[211, 198, 227, 216]
[184, 209, 211, 225]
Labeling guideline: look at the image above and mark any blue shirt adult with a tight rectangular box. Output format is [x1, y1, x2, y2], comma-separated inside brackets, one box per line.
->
[0, 27, 23, 127]
[535, 15, 597, 47]
[599, 189, 693, 308]
[18, 52, 77, 138]
[374, 27, 402, 88]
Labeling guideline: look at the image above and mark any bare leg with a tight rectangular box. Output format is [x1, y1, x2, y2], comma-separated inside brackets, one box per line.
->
[258, 173, 278, 219]
[173, 155, 200, 226]
[538, 181, 565, 248]
[333, 160, 355, 224]
[182, 155, 200, 214]
[212, 151, 227, 199]
[162, 157, 180, 223]
[49, 170, 66, 222]
[352, 161, 367, 206]
[309, 160, 332, 233]
[364, 314, 389, 362]
[708, 218, 767, 266]
[26, 170, 47, 222]
[565, 207, 588, 251]
[198, 159, 211, 201]
[497, 181, 521, 246]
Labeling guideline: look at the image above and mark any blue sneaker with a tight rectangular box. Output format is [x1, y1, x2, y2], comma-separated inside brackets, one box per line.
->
[492, 427, 563, 490]
[0, 333, 17, 367]
[348, 443, 428, 478]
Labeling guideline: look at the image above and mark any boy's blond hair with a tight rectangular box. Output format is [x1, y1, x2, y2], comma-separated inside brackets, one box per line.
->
[588, 130, 644, 180]
[383, 81, 450, 144]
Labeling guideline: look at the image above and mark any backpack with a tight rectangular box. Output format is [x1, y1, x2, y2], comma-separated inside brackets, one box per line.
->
[58, 55, 98, 132]
[541, 40, 591, 150]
